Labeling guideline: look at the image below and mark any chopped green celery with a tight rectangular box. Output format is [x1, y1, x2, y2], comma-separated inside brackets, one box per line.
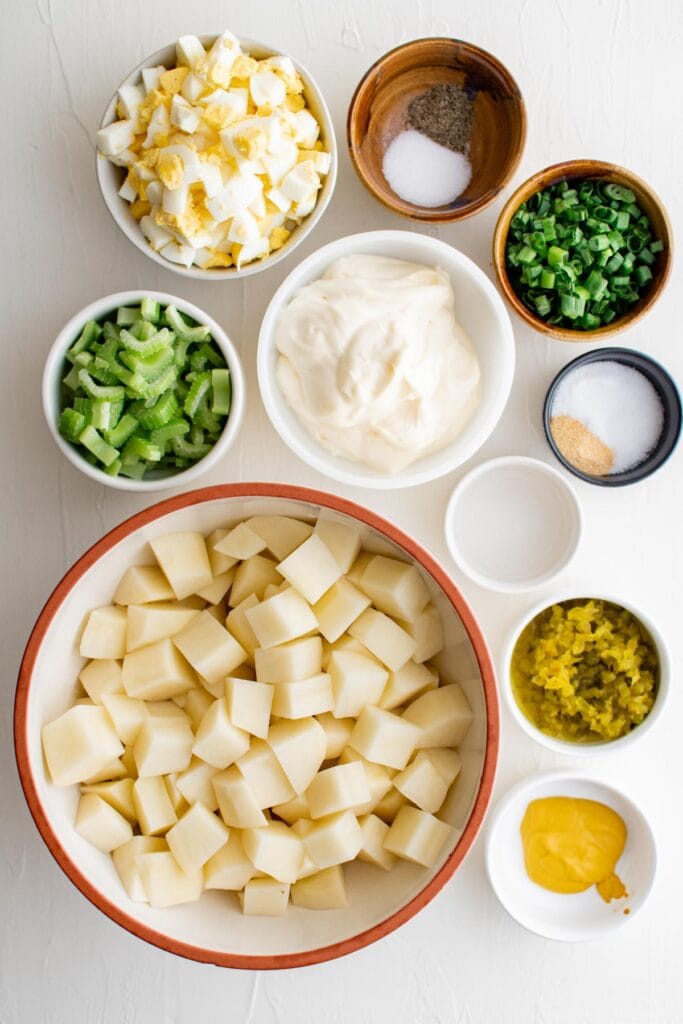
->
[184, 371, 211, 418]
[91, 400, 114, 431]
[78, 370, 125, 401]
[174, 337, 192, 369]
[104, 413, 138, 448]
[102, 321, 121, 344]
[120, 345, 175, 381]
[122, 435, 163, 462]
[199, 343, 225, 368]
[59, 408, 86, 441]
[165, 305, 211, 341]
[142, 364, 177, 400]
[150, 418, 190, 451]
[119, 460, 147, 480]
[172, 436, 211, 459]
[62, 365, 82, 391]
[119, 327, 174, 357]
[140, 297, 161, 322]
[66, 320, 101, 363]
[104, 458, 122, 477]
[211, 369, 232, 415]
[128, 319, 158, 342]
[116, 306, 142, 326]
[138, 389, 179, 430]
[190, 426, 205, 446]
[78, 425, 120, 467]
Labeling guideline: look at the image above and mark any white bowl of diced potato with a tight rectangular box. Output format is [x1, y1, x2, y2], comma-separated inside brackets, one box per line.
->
[95, 33, 337, 278]
[15, 484, 498, 968]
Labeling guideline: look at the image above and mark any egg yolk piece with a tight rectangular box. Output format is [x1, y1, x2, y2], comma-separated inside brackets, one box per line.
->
[520, 796, 627, 902]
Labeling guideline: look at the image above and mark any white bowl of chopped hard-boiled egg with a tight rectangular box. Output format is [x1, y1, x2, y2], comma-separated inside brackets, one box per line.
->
[16, 485, 498, 968]
[95, 32, 336, 277]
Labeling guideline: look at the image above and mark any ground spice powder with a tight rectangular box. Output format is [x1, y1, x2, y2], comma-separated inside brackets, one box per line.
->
[550, 415, 614, 475]
[406, 83, 473, 154]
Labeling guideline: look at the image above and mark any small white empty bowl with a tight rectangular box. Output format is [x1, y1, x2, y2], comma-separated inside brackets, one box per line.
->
[257, 230, 515, 489]
[485, 770, 657, 941]
[445, 456, 582, 591]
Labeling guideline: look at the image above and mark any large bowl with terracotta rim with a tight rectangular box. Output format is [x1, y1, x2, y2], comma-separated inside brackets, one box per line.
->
[347, 38, 526, 222]
[14, 483, 498, 970]
[493, 159, 672, 342]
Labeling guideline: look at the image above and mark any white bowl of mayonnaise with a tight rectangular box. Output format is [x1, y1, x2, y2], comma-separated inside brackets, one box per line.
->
[257, 230, 515, 489]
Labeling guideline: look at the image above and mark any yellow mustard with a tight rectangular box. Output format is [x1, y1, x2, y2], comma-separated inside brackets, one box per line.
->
[520, 796, 627, 902]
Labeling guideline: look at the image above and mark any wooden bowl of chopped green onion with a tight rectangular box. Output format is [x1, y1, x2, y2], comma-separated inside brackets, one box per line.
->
[493, 160, 672, 341]
[42, 292, 245, 491]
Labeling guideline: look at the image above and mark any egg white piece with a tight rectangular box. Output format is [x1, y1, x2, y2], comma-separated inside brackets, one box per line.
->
[160, 240, 196, 267]
[97, 120, 136, 156]
[141, 65, 165, 94]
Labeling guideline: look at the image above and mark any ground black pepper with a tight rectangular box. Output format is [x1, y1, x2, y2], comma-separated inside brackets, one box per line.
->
[406, 83, 473, 154]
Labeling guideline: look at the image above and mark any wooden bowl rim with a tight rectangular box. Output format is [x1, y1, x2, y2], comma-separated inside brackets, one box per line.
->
[14, 482, 499, 970]
[347, 36, 527, 223]
[492, 158, 673, 342]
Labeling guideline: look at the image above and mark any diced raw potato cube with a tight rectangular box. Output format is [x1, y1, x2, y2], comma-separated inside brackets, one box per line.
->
[247, 515, 313, 560]
[277, 535, 342, 604]
[204, 831, 254, 891]
[79, 659, 124, 704]
[240, 876, 290, 916]
[254, 636, 322, 683]
[357, 813, 397, 871]
[120, 745, 137, 778]
[290, 818, 313, 839]
[184, 688, 214, 731]
[373, 787, 407, 823]
[164, 773, 190, 816]
[328, 650, 388, 719]
[133, 776, 178, 835]
[242, 821, 304, 883]
[338, 750, 393, 815]
[80, 606, 127, 660]
[122, 638, 197, 701]
[272, 792, 310, 825]
[135, 850, 203, 908]
[421, 747, 462, 786]
[349, 706, 421, 770]
[312, 578, 370, 643]
[113, 836, 167, 901]
[166, 802, 229, 873]
[146, 700, 188, 720]
[192, 698, 250, 769]
[195, 569, 234, 605]
[126, 603, 200, 653]
[321, 634, 370, 670]
[402, 684, 473, 748]
[236, 739, 295, 808]
[393, 754, 449, 813]
[306, 761, 370, 819]
[348, 609, 416, 671]
[383, 805, 455, 867]
[226, 594, 260, 658]
[101, 693, 147, 744]
[173, 611, 247, 687]
[396, 605, 444, 663]
[213, 765, 268, 828]
[175, 757, 219, 811]
[267, 717, 326, 794]
[379, 660, 438, 711]
[113, 565, 175, 605]
[291, 864, 347, 909]
[75, 793, 133, 852]
[272, 673, 334, 719]
[302, 810, 363, 869]
[150, 532, 213, 601]
[262, 583, 282, 600]
[214, 522, 267, 560]
[225, 678, 273, 739]
[81, 757, 128, 785]
[313, 518, 361, 573]
[42, 705, 124, 786]
[312, 716, 351, 763]
[358, 555, 431, 622]
[346, 551, 374, 588]
[246, 587, 317, 648]
[206, 528, 238, 577]
[134, 713, 194, 777]
[229, 555, 282, 607]
[80, 777, 136, 822]
[231, 662, 256, 681]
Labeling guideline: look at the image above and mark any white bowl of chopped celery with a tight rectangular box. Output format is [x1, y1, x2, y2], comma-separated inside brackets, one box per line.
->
[95, 33, 337, 278]
[42, 291, 245, 491]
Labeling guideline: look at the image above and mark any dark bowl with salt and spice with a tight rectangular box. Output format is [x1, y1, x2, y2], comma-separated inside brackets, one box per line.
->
[347, 38, 526, 221]
[543, 348, 681, 487]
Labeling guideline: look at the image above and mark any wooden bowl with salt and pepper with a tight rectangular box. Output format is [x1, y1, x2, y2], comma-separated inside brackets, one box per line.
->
[347, 38, 526, 222]
[493, 159, 672, 342]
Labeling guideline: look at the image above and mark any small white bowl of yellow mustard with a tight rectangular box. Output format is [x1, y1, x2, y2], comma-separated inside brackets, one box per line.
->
[485, 771, 657, 941]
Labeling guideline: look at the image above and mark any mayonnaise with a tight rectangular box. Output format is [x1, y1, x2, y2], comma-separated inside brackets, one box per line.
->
[274, 255, 481, 474]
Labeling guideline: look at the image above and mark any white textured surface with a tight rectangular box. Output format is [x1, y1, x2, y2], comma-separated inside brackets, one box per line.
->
[2, 1, 681, 1021]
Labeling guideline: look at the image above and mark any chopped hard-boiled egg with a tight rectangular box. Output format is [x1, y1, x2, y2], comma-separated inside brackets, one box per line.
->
[98, 30, 330, 270]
